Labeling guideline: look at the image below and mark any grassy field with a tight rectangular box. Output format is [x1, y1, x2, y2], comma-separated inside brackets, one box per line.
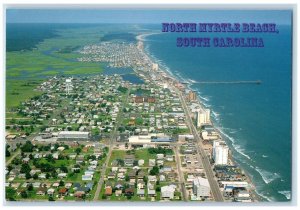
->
[6, 25, 107, 111]
[108, 150, 126, 165]
[6, 79, 43, 109]
[134, 149, 156, 167]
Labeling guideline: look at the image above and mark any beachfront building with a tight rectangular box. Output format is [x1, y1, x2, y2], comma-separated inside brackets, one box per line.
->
[213, 140, 229, 165]
[188, 91, 197, 102]
[197, 109, 211, 127]
[152, 63, 159, 71]
[193, 176, 211, 198]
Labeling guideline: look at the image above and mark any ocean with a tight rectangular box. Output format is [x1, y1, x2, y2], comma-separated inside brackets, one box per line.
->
[143, 25, 292, 201]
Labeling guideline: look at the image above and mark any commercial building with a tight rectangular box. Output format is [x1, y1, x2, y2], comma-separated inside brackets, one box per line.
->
[152, 63, 159, 71]
[188, 91, 197, 101]
[161, 185, 176, 199]
[219, 181, 249, 189]
[197, 109, 211, 127]
[193, 177, 211, 198]
[128, 134, 173, 143]
[213, 140, 229, 165]
[58, 131, 90, 140]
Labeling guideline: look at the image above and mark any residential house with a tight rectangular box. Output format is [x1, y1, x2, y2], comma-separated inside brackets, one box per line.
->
[138, 159, 144, 166]
[59, 188, 68, 197]
[157, 154, 164, 160]
[137, 189, 145, 197]
[115, 189, 122, 197]
[47, 188, 55, 196]
[107, 172, 116, 180]
[125, 188, 134, 196]
[149, 159, 156, 167]
[33, 182, 41, 188]
[86, 182, 93, 191]
[124, 155, 135, 166]
[82, 174, 93, 181]
[52, 182, 60, 188]
[22, 157, 30, 164]
[74, 191, 85, 199]
[36, 187, 47, 196]
[137, 180, 145, 189]
[65, 183, 73, 189]
[105, 186, 112, 196]
[165, 155, 174, 161]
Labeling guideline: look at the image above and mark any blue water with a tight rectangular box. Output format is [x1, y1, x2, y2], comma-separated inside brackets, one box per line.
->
[102, 66, 144, 84]
[144, 25, 292, 201]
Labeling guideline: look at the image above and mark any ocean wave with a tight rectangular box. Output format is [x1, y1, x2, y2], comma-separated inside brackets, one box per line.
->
[262, 155, 268, 158]
[233, 143, 251, 160]
[196, 90, 202, 95]
[216, 126, 251, 160]
[217, 127, 236, 144]
[187, 78, 197, 84]
[255, 167, 281, 184]
[199, 95, 210, 102]
[201, 102, 211, 108]
[211, 111, 221, 122]
[256, 191, 273, 202]
[278, 190, 291, 200]
[212, 110, 219, 117]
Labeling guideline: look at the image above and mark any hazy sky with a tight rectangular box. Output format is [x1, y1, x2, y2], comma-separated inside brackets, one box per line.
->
[6, 9, 292, 25]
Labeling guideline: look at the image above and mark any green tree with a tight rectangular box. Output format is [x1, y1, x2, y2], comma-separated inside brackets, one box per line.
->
[21, 141, 34, 152]
[6, 187, 16, 200]
[125, 175, 129, 182]
[149, 166, 159, 176]
[5, 149, 11, 157]
[60, 165, 68, 173]
[33, 173, 38, 180]
[20, 163, 31, 174]
[155, 186, 161, 192]
[21, 190, 28, 198]
[59, 180, 64, 187]
[75, 148, 82, 155]
[27, 184, 33, 191]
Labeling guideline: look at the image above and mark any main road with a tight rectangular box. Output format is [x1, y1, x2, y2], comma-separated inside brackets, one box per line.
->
[176, 89, 224, 202]
[93, 88, 131, 200]
[174, 145, 188, 201]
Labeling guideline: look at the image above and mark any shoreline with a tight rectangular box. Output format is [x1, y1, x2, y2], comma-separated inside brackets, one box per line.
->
[136, 33, 260, 202]
[136, 32, 161, 42]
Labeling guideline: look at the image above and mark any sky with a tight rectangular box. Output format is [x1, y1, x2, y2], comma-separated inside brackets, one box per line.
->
[6, 9, 292, 25]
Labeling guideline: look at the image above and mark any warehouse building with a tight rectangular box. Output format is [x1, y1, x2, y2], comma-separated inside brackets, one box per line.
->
[58, 131, 90, 140]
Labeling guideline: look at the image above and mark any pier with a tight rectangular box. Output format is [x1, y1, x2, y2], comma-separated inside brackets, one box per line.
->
[190, 80, 262, 85]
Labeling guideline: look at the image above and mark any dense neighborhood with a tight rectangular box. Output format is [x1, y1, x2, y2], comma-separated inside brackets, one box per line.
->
[6, 39, 255, 202]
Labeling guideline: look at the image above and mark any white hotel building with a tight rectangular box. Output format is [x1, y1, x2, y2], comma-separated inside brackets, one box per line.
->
[213, 140, 229, 165]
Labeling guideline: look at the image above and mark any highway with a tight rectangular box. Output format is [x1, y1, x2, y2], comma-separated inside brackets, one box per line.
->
[176, 89, 224, 202]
